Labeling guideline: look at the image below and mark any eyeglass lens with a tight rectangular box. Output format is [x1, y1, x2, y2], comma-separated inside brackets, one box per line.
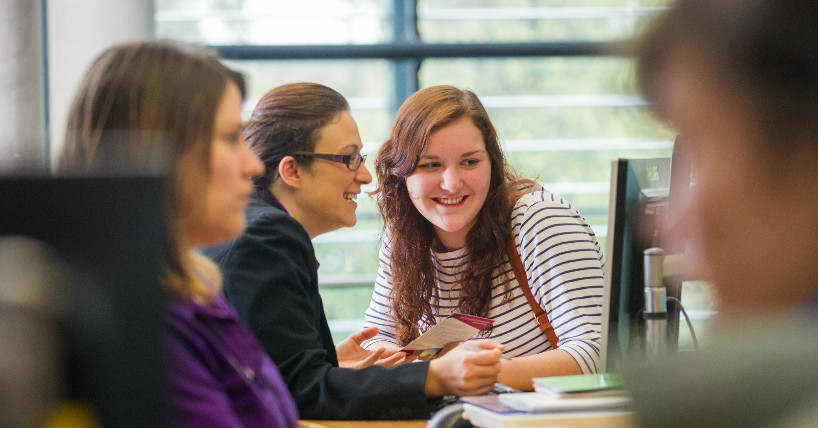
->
[348, 154, 363, 170]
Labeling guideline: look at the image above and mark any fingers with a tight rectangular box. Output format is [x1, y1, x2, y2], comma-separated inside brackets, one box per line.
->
[379, 348, 400, 359]
[374, 351, 410, 367]
[458, 375, 498, 396]
[350, 346, 413, 369]
[346, 326, 380, 344]
[426, 346, 502, 397]
[359, 326, 379, 339]
[436, 341, 460, 358]
[450, 343, 503, 366]
[353, 348, 385, 369]
[441, 370, 498, 397]
[470, 347, 504, 366]
[464, 338, 505, 352]
[455, 364, 501, 396]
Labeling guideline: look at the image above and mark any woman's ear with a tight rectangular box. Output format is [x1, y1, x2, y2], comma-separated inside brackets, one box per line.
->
[277, 156, 302, 189]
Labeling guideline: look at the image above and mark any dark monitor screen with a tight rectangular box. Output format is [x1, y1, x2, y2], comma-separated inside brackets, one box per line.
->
[602, 157, 671, 371]
[0, 175, 165, 428]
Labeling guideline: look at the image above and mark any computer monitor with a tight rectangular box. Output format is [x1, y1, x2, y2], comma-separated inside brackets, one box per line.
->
[0, 175, 165, 428]
[601, 157, 672, 371]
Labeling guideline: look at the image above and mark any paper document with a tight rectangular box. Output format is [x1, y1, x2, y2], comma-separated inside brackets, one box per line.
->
[499, 392, 631, 413]
[462, 395, 635, 428]
[401, 313, 493, 358]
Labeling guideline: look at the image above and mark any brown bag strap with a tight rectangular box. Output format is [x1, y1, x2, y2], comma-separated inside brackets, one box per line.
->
[506, 235, 559, 349]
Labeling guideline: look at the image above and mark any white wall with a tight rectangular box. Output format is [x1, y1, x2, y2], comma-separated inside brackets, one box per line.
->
[47, 0, 155, 166]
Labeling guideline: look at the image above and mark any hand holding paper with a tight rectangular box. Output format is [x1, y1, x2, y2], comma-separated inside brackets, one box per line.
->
[425, 338, 504, 397]
[401, 313, 495, 359]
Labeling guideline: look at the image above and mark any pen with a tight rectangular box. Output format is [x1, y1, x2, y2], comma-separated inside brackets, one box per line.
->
[458, 342, 511, 360]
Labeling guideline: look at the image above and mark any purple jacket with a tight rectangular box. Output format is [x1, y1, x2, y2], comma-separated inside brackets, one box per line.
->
[163, 292, 299, 427]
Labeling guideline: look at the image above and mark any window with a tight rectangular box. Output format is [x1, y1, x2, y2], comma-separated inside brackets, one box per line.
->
[156, 0, 686, 344]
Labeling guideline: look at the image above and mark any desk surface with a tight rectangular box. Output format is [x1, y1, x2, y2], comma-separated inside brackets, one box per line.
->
[300, 420, 425, 428]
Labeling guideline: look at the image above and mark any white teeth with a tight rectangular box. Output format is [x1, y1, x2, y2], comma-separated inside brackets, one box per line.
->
[438, 197, 464, 205]
[344, 194, 358, 201]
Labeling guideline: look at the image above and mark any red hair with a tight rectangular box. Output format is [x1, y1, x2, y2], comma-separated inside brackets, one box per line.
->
[373, 85, 536, 344]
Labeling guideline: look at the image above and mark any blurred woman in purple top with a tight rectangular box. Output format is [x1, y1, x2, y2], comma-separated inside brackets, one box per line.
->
[58, 40, 298, 427]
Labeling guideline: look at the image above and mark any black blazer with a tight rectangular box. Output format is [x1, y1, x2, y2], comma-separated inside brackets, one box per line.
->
[204, 193, 433, 420]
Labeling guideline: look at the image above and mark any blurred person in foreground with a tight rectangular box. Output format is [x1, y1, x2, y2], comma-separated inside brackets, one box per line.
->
[623, 0, 817, 427]
[58, 40, 299, 427]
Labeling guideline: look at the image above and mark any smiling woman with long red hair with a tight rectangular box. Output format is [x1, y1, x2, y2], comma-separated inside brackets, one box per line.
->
[363, 85, 606, 391]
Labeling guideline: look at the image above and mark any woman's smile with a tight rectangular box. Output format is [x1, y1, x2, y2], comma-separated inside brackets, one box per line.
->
[434, 195, 467, 206]
[405, 116, 491, 250]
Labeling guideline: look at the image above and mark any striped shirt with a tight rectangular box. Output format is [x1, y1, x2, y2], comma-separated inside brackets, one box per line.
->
[362, 188, 605, 374]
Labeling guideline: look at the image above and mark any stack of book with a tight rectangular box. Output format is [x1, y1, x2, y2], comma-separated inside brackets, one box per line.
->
[460, 374, 633, 428]
[533, 372, 626, 398]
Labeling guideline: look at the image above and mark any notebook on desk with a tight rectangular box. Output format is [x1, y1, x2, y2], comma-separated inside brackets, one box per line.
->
[460, 393, 634, 428]
[499, 392, 631, 412]
[532, 373, 627, 398]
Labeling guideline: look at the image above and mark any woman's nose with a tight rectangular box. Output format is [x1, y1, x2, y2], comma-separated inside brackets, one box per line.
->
[356, 161, 373, 185]
[440, 167, 462, 192]
[242, 143, 265, 178]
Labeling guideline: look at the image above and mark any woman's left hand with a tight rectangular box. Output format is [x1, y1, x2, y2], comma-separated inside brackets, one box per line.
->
[336, 326, 410, 369]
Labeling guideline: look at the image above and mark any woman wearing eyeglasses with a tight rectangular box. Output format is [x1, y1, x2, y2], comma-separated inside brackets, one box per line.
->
[204, 82, 503, 420]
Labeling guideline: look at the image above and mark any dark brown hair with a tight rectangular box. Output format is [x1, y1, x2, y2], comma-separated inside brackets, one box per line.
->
[635, 0, 818, 155]
[244, 82, 350, 190]
[374, 85, 536, 344]
[58, 40, 245, 301]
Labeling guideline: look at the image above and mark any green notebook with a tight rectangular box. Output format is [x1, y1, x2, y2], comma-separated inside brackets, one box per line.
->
[532, 373, 624, 396]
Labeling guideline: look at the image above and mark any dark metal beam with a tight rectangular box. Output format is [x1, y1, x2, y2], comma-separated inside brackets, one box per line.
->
[391, 0, 419, 112]
[209, 40, 627, 61]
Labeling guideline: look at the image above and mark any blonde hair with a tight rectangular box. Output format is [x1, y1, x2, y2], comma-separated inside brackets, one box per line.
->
[177, 251, 223, 302]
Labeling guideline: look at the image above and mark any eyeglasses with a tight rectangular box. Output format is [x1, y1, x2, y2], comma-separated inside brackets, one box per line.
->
[292, 152, 367, 171]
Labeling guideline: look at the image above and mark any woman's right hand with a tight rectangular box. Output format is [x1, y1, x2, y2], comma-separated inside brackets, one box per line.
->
[336, 327, 413, 369]
[423, 339, 503, 397]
